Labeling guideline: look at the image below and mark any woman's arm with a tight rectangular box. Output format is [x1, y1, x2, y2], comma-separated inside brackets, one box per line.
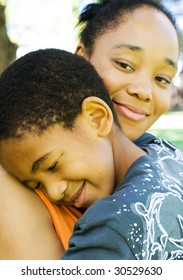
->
[0, 166, 64, 260]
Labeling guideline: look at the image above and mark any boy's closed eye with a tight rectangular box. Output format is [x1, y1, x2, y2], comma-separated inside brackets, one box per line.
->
[48, 160, 59, 171]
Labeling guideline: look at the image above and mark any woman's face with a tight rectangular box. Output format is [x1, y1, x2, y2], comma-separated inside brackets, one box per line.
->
[77, 7, 179, 141]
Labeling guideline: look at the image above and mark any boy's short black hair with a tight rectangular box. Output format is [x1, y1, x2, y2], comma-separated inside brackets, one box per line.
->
[0, 48, 119, 140]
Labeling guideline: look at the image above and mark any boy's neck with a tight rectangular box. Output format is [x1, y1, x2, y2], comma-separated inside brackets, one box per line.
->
[111, 125, 147, 186]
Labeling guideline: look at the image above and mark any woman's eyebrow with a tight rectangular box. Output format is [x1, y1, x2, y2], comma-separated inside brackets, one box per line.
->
[31, 152, 52, 173]
[164, 57, 177, 70]
[112, 43, 142, 52]
[112, 44, 177, 70]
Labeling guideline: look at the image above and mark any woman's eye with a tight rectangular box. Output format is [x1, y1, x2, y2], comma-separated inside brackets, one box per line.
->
[116, 61, 134, 71]
[156, 76, 171, 85]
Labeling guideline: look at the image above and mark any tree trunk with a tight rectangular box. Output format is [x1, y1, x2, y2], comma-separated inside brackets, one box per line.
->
[0, 3, 18, 74]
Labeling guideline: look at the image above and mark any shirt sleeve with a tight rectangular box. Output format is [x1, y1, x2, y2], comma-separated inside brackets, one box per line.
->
[61, 203, 135, 260]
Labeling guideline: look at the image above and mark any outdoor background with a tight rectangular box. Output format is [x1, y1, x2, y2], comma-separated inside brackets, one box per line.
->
[0, 0, 182, 151]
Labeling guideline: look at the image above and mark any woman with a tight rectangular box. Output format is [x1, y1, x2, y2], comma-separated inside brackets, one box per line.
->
[76, 0, 179, 141]
[0, 0, 181, 259]
[75, 0, 182, 186]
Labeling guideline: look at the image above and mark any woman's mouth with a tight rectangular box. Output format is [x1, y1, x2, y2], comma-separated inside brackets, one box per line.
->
[113, 101, 149, 121]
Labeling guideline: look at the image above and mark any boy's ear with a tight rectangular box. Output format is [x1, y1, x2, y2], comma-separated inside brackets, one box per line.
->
[81, 97, 113, 137]
[75, 43, 89, 60]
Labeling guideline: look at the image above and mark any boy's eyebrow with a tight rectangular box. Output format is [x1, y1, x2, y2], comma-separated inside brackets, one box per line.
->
[112, 43, 177, 70]
[32, 152, 51, 173]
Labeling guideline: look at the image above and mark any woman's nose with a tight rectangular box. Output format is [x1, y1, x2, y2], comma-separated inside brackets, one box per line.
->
[127, 79, 153, 102]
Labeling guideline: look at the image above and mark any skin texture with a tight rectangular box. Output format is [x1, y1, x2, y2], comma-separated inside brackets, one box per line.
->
[0, 97, 146, 209]
[76, 7, 179, 141]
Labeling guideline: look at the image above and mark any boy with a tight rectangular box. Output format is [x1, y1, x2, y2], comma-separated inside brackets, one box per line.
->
[0, 49, 182, 260]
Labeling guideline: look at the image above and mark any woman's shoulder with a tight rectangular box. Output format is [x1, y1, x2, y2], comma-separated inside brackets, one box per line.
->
[0, 166, 64, 259]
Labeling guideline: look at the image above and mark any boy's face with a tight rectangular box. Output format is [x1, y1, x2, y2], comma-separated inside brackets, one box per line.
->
[0, 99, 115, 208]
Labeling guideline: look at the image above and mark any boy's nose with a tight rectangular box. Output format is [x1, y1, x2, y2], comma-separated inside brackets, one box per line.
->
[44, 181, 68, 203]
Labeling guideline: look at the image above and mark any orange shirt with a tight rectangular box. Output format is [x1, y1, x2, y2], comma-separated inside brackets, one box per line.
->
[35, 189, 82, 250]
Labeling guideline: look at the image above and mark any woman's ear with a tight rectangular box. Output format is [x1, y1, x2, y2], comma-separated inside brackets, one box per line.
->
[81, 97, 113, 137]
[75, 43, 89, 60]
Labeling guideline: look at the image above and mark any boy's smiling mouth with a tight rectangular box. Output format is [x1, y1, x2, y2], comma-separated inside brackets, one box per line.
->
[71, 180, 86, 208]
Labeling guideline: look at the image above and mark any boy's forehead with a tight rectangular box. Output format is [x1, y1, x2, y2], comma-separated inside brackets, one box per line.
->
[0, 122, 80, 172]
[0, 134, 55, 180]
[0, 137, 34, 169]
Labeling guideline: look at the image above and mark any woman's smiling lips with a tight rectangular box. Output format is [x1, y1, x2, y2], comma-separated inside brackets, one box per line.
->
[71, 180, 86, 208]
[113, 101, 150, 121]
